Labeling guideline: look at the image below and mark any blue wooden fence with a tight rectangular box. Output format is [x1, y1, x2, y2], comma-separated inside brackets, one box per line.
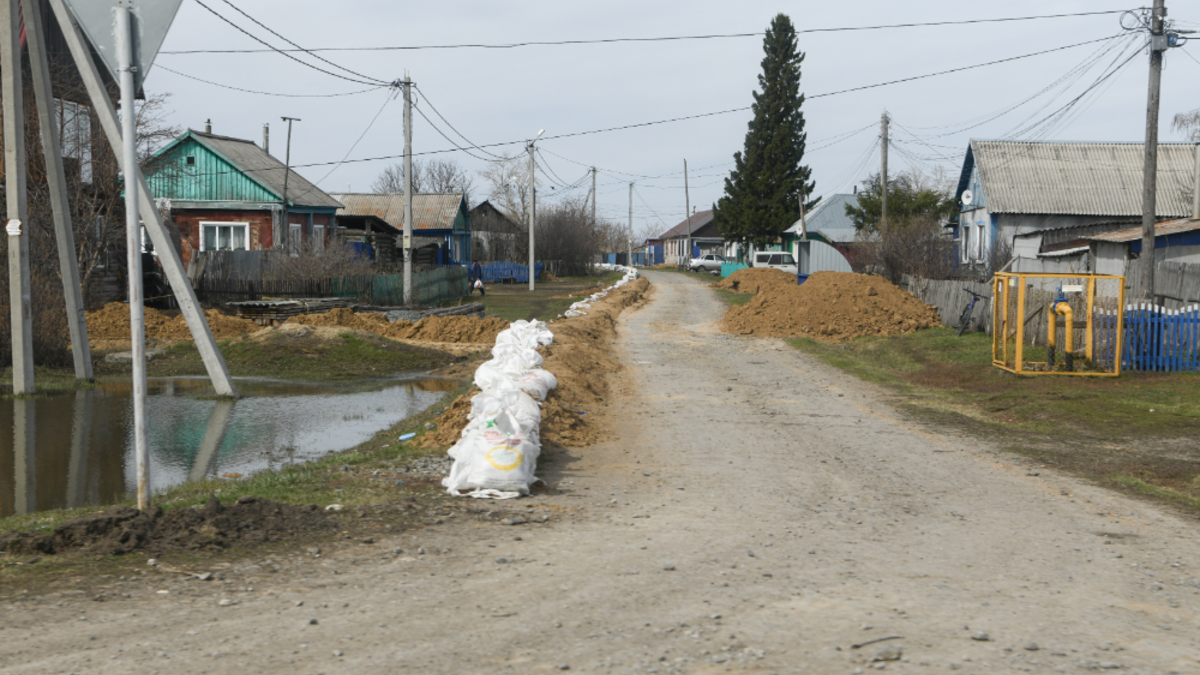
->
[1121, 303, 1200, 372]
[481, 261, 544, 283]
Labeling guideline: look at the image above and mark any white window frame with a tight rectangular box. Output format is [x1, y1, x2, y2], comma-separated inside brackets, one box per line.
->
[199, 221, 250, 252]
[313, 224, 326, 253]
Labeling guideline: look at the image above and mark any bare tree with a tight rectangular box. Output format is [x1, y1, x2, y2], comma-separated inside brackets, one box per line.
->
[372, 160, 424, 194]
[480, 153, 536, 226]
[423, 159, 473, 201]
[854, 213, 957, 283]
[1173, 108, 1200, 141]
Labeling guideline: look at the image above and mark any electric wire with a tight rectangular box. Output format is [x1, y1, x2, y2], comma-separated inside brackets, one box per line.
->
[161, 9, 1128, 54]
[216, 0, 391, 84]
[289, 89, 398, 202]
[413, 84, 506, 160]
[156, 64, 388, 97]
[189, 0, 384, 85]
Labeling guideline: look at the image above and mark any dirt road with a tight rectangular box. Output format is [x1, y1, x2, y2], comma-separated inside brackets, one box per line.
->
[5, 271, 1200, 674]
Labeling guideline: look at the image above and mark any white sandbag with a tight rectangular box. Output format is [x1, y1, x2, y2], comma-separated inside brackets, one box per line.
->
[515, 368, 558, 401]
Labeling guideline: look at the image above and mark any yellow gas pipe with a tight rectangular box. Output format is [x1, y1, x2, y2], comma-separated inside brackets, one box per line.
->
[1047, 301, 1074, 371]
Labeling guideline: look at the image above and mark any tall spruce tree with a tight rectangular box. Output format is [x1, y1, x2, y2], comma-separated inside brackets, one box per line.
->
[713, 14, 816, 252]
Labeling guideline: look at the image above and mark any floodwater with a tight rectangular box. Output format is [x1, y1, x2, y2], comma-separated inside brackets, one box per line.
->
[0, 376, 458, 517]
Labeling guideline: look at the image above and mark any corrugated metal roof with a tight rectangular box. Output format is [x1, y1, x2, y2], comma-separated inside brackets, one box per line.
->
[329, 193, 466, 231]
[785, 193, 859, 242]
[191, 131, 343, 209]
[1086, 218, 1200, 243]
[659, 209, 714, 239]
[970, 140, 1196, 217]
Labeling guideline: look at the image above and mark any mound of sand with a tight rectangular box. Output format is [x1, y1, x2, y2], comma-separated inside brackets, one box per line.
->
[722, 271, 941, 342]
[712, 267, 797, 295]
[285, 309, 509, 345]
[421, 277, 651, 449]
[85, 303, 258, 340]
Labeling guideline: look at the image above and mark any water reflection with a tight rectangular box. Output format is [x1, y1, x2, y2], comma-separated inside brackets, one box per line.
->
[0, 377, 455, 516]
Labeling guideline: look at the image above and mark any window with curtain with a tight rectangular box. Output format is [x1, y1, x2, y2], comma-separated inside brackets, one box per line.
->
[200, 222, 249, 251]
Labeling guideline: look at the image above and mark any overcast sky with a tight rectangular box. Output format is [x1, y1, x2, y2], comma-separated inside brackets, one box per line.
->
[146, 0, 1200, 237]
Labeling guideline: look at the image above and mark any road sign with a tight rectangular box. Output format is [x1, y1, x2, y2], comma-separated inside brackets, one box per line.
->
[61, 0, 182, 90]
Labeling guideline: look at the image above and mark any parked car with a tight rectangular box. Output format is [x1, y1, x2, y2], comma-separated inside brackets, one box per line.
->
[689, 253, 728, 274]
[752, 251, 798, 273]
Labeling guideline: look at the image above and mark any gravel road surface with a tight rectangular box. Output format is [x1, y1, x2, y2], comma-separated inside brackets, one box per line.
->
[3, 270, 1199, 674]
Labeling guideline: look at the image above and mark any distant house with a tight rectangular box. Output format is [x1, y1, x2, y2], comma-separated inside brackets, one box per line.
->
[329, 193, 471, 265]
[145, 128, 342, 264]
[660, 209, 721, 264]
[954, 140, 1197, 266]
[468, 200, 521, 262]
[784, 193, 860, 244]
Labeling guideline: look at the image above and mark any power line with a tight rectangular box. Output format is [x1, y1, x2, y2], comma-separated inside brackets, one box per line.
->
[189, 0, 384, 85]
[291, 90, 398, 202]
[216, 0, 390, 84]
[161, 9, 1128, 54]
[156, 64, 388, 97]
[413, 85, 505, 160]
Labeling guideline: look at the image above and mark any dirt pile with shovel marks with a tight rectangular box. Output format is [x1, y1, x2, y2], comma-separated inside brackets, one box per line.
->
[421, 277, 651, 449]
[722, 270, 941, 342]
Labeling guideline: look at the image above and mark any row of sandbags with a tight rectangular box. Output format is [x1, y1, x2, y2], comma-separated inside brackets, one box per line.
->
[563, 265, 640, 318]
[442, 266, 638, 499]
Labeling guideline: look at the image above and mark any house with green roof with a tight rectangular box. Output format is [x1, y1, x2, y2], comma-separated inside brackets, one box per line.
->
[144, 127, 342, 264]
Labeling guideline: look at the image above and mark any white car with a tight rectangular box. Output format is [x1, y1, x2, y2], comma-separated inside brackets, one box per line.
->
[689, 254, 728, 274]
[752, 251, 798, 273]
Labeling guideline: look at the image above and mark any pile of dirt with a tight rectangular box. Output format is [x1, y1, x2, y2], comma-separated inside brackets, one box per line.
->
[541, 271, 561, 281]
[0, 495, 333, 557]
[403, 315, 511, 343]
[421, 277, 651, 448]
[712, 267, 797, 295]
[85, 303, 259, 340]
[722, 271, 941, 342]
[286, 309, 509, 345]
[288, 307, 408, 338]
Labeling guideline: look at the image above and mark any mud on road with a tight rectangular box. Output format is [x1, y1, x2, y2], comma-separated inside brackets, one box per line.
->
[4, 270, 1200, 674]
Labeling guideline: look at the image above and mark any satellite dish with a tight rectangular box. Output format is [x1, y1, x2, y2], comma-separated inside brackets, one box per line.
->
[961, 190, 974, 207]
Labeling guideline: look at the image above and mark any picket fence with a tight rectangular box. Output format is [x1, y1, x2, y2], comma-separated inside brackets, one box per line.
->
[1120, 302, 1200, 372]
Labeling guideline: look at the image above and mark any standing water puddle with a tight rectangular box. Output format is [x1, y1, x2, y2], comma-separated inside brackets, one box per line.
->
[0, 377, 458, 516]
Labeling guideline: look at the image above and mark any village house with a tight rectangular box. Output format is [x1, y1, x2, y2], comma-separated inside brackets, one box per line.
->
[144, 126, 342, 265]
[953, 140, 1198, 269]
[329, 192, 472, 266]
[660, 209, 722, 265]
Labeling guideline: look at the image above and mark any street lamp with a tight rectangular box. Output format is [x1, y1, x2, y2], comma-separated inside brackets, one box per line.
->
[528, 129, 544, 291]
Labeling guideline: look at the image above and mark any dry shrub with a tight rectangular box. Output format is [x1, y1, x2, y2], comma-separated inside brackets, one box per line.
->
[854, 214, 957, 283]
[263, 238, 374, 282]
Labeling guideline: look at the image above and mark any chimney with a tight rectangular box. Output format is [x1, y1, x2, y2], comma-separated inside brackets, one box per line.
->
[263, 123, 270, 153]
[205, 118, 212, 134]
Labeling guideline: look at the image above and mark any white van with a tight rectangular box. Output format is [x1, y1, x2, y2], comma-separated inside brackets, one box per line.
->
[752, 251, 797, 273]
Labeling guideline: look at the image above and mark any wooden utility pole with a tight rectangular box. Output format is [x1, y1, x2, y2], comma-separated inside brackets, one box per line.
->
[880, 109, 889, 230]
[402, 76, 413, 305]
[591, 167, 597, 228]
[1140, 0, 1167, 300]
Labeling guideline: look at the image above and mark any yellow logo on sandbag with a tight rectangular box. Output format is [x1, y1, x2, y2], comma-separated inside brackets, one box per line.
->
[486, 446, 523, 471]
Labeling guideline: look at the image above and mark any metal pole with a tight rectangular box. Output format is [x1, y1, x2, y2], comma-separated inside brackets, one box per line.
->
[47, 0, 238, 399]
[591, 167, 597, 227]
[2, 0, 33, 394]
[1140, 0, 1166, 301]
[628, 183, 633, 267]
[1191, 142, 1199, 220]
[24, 0, 92, 381]
[528, 141, 536, 290]
[683, 159, 691, 267]
[116, 6, 149, 511]
[281, 116, 299, 253]
[880, 109, 889, 230]
[403, 76, 413, 305]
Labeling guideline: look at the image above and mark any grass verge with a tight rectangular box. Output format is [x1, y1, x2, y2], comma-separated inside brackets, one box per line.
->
[789, 327, 1200, 516]
[470, 272, 624, 322]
